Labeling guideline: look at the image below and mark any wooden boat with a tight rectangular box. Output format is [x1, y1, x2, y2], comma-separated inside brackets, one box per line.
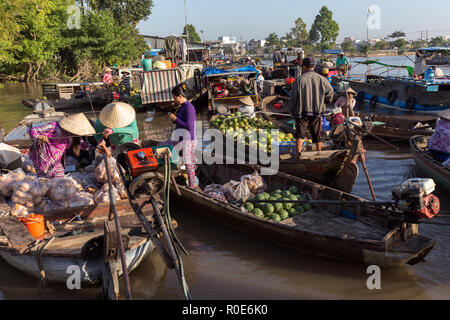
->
[172, 162, 435, 268]
[22, 82, 112, 111]
[2, 110, 67, 149]
[356, 112, 436, 141]
[0, 199, 159, 285]
[410, 135, 450, 192]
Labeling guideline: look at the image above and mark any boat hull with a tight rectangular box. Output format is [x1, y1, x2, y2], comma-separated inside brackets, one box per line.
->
[410, 135, 450, 192]
[0, 240, 154, 285]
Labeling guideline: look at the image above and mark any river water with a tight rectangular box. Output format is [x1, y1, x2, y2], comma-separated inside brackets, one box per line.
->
[0, 56, 449, 300]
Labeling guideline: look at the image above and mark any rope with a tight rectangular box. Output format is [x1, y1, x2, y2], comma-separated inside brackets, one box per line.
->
[34, 236, 56, 292]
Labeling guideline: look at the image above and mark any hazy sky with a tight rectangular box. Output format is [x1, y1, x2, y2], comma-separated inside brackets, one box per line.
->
[138, 0, 450, 43]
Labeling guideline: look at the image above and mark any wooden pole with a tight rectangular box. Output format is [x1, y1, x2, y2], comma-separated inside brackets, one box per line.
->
[358, 151, 377, 202]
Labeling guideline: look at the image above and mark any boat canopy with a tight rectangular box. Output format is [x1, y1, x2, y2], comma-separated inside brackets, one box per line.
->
[203, 65, 260, 77]
[322, 49, 343, 55]
[417, 47, 450, 53]
[355, 60, 414, 77]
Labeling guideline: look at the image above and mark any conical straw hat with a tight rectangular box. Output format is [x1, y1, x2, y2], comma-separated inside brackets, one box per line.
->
[59, 113, 96, 136]
[99, 102, 136, 128]
[238, 96, 255, 107]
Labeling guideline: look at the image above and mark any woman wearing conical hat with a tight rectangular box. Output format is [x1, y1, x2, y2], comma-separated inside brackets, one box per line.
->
[28, 113, 96, 178]
[94, 102, 139, 150]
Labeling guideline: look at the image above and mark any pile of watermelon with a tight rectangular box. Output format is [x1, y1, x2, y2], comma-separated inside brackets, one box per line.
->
[243, 186, 312, 222]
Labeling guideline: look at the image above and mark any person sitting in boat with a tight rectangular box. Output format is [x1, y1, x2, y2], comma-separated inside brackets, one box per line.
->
[28, 113, 96, 178]
[286, 57, 334, 155]
[427, 115, 450, 163]
[94, 102, 139, 151]
[238, 96, 256, 118]
[413, 51, 426, 79]
[334, 88, 357, 117]
[159, 83, 198, 190]
[102, 67, 114, 87]
[336, 52, 350, 77]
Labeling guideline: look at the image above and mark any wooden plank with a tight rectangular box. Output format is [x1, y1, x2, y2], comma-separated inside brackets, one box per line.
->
[0, 217, 36, 248]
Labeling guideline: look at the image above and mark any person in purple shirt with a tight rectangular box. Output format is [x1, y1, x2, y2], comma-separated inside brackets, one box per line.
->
[162, 84, 198, 189]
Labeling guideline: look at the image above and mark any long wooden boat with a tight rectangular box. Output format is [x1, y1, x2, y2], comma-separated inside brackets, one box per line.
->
[172, 162, 435, 268]
[0, 199, 158, 285]
[356, 112, 436, 141]
[410, 135, 450, 192]
[22, 82, 112, 111]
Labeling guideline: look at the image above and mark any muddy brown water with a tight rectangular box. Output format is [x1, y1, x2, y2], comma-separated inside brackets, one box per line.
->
[0, 81, 449, 300]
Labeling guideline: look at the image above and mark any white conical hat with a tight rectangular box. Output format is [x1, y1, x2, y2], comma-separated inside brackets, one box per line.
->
[238, 96, 255, 107]
[99, 102, 136, 128]
[59, 113, 96, 136]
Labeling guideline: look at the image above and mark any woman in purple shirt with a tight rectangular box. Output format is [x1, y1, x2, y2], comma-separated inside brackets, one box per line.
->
[164, 84, 198, 189]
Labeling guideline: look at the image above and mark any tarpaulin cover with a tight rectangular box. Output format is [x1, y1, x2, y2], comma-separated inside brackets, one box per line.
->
[322, 49, 342, 55]
[202, 65, 260, 77]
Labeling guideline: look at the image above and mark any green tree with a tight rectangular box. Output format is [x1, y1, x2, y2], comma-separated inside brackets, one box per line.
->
[374, 40, 388, 50]
[83, 0, 154, 25]
[289, 18, 308, 47]
[393, 38, 407, 50]
[265, 33, 280, 47]
[388, 31, 406, 40]
[341, 39, 355, 52]
[430, 36, 449, 47]
[309, 6, 339, 50]
[182, 24, 201, 43]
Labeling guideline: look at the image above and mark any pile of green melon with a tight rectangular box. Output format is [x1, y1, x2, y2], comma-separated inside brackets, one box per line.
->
[210, 113, 295, 153]
[243, 186, 312, 222]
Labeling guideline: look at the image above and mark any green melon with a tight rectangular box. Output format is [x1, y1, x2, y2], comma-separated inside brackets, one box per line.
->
[289, 195, 299, 201]
[256, 193, 265, 201]
[288, 186, 299, 194]
[288, 208, 297, 217]
[244, 203, 254, 212]
[283, 190, 291, 197]
[274, 202, 283, 213]
[254, 208, 264, 217]
[271, 213, 281, 222]
[263, 203, 274, 215]
[262, 192, 270, 200]
[273, 189, 282, 195]
[282, 198, 293, 210]
[303, 203, 312, 211]
[280, 210, 289, 220]
[295, 205, 305, 215]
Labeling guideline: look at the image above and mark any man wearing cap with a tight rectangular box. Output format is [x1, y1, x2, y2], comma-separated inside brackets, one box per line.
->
[336, 52, 350, 77]
[286, 56, 334, 155]
[334, 87, 357, 117]
[28, 113, 96, 178]
[94, 102, 139, 150]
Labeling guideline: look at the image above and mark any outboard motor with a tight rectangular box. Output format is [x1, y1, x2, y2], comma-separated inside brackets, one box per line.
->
[392, 178, 440, 219]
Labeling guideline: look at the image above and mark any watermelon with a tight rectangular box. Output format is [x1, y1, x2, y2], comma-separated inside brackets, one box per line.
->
[271, 213, 281, 222]
[303, 203, 312, 211]
[254, 208, 264, 217]
[244, 203, 254, 212]
[263, 203, 274, 215]
[289, 195, 299, 201]
[295, 205, 305, 215]
[262, 192, 270, 200]
[273, 189, 282, 195]
[256, 193, 265, 201]
[282, 198, 293, 210]
[283, 190, 291, 197]
[288, 208, 297, 217]
[274, 202, 283, 213]
[288, 186, 299, 194]
[280, 210, 289, 220]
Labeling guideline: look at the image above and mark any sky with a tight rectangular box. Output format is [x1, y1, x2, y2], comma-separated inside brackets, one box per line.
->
[138, 0, 450, 43]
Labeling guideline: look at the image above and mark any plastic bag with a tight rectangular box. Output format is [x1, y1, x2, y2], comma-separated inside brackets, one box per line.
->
[204, 184, 228, 203]
[0, 168, 27, 197]
[240, 171, 265, 194]
[223, 180, 251, 203]
[47, 178, 78, 202]
[95, 157, 122, 185]
[94, 184, 121, 204]
[70, 192, 94, 207]
[116, 182, 128, 199]
[0, 197, 10, 217]
[69, 172, 98, 191]
[10, 203, 29, 217]
[20, 157, 36, 175]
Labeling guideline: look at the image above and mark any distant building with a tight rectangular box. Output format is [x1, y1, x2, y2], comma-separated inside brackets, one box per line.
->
[207, 37, 246, 56]
[247, 39, 267, 51]
[344, 37, 355, 43]
[218, 36, 237, 44]
[369, 38, 381, 45]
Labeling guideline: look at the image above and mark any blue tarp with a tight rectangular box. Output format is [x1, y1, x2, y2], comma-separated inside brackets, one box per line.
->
[203, 65, 260, 77]
[322, 49, 343, 55]
[418, 47, 450, 52]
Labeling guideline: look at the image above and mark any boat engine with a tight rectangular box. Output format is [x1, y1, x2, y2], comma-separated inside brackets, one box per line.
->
[125, 146, 178, 198]
[392, 178, 440, 219]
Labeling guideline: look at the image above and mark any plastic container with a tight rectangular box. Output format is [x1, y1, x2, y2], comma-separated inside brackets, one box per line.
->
[171, 63, 177, 68]
[18, 214, 45, 239]
[141, 58, 153, 71]
[424, 68, 435, 83]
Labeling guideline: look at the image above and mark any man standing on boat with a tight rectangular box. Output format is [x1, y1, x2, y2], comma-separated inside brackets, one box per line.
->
[336, 52, 350, 77]
[286, 57, 334, 155]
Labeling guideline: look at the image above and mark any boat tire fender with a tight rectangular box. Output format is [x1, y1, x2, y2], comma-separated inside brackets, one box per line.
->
[387, 90, 398, 104]
[405, 97, 417, 110]
[369, 95, 378, 108]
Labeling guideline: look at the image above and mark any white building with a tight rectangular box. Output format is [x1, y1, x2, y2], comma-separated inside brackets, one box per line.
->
[247, 39, 267, 51]
[218, 36, 237, 44]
